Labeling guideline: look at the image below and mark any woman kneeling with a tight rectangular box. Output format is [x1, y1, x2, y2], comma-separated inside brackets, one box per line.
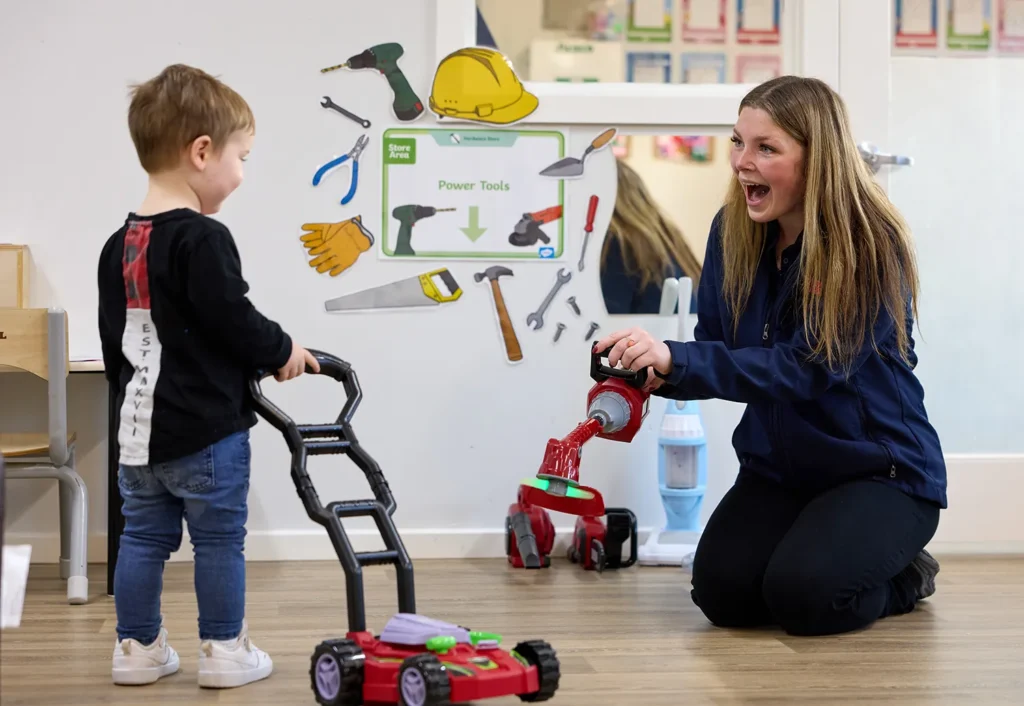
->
[594, 75, 945, 637]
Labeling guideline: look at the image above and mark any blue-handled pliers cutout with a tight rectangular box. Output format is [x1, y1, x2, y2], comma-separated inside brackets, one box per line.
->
[312, 134, 369, 206]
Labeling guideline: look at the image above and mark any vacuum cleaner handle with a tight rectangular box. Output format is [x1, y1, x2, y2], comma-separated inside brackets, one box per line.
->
[589, 344, 649, 389]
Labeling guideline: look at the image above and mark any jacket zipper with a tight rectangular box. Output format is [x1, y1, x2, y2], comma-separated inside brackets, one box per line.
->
[881, 443, 897, 478]
[763, 265, 789, 469]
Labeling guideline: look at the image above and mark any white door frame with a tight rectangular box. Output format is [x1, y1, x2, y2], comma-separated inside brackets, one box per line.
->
[837, 0, 894, 192]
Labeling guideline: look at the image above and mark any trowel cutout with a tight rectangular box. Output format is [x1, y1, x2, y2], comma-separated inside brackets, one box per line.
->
[540, 128, 617, 179]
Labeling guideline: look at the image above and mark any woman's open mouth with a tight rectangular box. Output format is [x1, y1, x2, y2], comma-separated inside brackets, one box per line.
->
[744, 183, 771, 207]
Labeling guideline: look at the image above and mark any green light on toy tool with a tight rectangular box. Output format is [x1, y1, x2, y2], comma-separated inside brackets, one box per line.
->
[521, 477, 595, 499]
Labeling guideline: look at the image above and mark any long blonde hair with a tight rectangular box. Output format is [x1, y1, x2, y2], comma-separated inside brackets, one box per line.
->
[721, 75, 919, 374]
[603, 158, 702, 291]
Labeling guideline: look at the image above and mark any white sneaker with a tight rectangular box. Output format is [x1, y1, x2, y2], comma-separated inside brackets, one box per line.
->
[112, 627, 181, 685]
[197, 621, 273, 688]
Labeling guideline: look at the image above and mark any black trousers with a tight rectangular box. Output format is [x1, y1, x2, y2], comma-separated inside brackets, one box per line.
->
[690, 471, 940, 636]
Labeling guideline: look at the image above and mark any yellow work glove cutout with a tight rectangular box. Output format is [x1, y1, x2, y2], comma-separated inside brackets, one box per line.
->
[300, 216, 375, 277]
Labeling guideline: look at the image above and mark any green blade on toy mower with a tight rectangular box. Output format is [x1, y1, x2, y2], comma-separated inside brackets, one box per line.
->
[426, 635, 457, 653]
[521, 476, 595, 499]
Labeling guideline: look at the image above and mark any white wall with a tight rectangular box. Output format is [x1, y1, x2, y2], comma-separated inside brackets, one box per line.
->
[0, 0, 746, 564]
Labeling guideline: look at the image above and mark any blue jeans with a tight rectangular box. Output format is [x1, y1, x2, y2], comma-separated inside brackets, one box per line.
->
[114, 430, 250, 643]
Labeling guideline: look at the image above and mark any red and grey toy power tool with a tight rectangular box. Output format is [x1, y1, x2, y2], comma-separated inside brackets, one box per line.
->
[519, 345, 651, 516]
[566, 509, 638, 572]
[506, 484, 556, 569]
[509, 205, 563, 247]
[506, 345, 648, 570]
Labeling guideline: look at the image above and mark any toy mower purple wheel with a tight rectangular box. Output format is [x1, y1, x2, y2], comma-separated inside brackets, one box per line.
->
[309, 639, 364, 705]
[397, 654, 450, 705]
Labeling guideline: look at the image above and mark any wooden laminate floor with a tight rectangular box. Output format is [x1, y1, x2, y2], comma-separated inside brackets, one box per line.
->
[2, 556, 1023, 705]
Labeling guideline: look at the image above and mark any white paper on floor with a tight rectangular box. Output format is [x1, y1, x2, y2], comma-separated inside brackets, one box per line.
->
[2, 544, 32, 629]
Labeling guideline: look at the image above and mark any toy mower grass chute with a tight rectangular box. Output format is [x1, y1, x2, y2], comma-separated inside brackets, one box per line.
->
[249, 350, 560, 705]
[517, 346, 651, 518]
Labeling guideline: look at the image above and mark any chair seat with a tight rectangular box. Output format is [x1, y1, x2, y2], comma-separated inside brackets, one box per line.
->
[0, 432, 77, 458]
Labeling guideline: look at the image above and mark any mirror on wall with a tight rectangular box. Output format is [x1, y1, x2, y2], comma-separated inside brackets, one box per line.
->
[476, 0, 786, 86]
[598, 133, 732, 316]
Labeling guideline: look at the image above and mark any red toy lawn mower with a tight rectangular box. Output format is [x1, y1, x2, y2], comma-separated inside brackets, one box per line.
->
[250, 351, 560, 705]
[506, 346, 647, 572]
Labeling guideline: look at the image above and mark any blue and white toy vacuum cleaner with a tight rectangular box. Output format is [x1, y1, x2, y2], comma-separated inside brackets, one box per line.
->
[637, 277, 708, 568]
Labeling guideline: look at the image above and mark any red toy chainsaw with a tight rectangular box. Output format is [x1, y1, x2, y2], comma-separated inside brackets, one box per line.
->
[506, 345, 648, 571]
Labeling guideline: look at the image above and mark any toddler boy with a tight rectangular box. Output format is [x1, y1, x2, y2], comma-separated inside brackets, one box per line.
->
[98, 63, 318, 688]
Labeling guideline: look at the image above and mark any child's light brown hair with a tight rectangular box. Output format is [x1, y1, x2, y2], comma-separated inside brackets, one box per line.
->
[127, 64, 255, 174]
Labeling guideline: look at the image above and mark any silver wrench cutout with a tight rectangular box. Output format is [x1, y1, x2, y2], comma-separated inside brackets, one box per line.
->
[527, 268, 572, 330]
[321, 96, 371, 128]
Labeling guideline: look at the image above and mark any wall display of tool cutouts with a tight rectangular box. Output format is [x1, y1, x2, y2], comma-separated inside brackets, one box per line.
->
[320, 42, 425, 122]
[473, 191, 602, 364]
[379, 128, 568, 261]
[299, 217, 375, 277]
[428, 46, 538, 126]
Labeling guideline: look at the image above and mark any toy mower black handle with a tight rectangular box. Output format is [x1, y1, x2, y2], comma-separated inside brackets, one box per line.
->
[589, 344, 649, 390]
[249, 349, 398, 517]
[250, 349, 362, 432]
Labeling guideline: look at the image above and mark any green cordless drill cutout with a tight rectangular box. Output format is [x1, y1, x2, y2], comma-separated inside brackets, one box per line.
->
[321, 43, 424, 122]
[391, 205, 456, 256]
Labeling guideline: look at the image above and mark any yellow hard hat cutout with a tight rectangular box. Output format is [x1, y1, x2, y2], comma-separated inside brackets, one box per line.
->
[429, 46, 539, 126]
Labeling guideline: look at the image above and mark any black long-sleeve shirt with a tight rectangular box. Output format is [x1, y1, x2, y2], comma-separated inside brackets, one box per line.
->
[97, 208, 292, 466]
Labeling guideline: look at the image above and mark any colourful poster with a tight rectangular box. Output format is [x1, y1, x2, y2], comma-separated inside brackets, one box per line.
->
[894, 0, 939, 49]
[997, 0, 1024, 52]
[680, 53, 726, 83]
[736, 0, 780, 45]
[627, 0, 672, 42]
[627, 52, 672, 82]
[654, 136, 715, 163]
[736, 55, 781, 84]
[682, 0, 727, 43]
[947, 0, 992, 50]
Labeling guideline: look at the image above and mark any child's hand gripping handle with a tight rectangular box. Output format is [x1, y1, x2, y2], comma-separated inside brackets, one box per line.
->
[250, 349, 360, 430]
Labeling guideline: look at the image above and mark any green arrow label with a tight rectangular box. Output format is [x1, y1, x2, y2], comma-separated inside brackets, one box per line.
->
[460, 206, 487, 242]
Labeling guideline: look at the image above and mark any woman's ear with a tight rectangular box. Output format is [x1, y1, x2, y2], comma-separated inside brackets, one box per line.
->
[188, 135, 213, 171]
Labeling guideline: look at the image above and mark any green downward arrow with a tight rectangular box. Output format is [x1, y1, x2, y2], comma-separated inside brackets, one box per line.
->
[460, 206, 487, 242]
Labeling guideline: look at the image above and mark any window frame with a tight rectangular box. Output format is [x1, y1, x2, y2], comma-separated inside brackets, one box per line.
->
[433, 0, 840, 129]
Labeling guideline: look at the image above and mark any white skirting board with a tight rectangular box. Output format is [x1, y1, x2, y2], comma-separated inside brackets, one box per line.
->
[11, 455, 1024, 563]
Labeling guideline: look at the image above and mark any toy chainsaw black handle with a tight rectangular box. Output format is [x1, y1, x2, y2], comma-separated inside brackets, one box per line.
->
[589, 344, 649, 389]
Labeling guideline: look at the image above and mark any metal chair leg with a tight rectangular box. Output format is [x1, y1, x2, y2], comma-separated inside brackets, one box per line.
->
[59, 479, 72, 580]
[58, 461, 89, 605]
[7, 462, 89, 604]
